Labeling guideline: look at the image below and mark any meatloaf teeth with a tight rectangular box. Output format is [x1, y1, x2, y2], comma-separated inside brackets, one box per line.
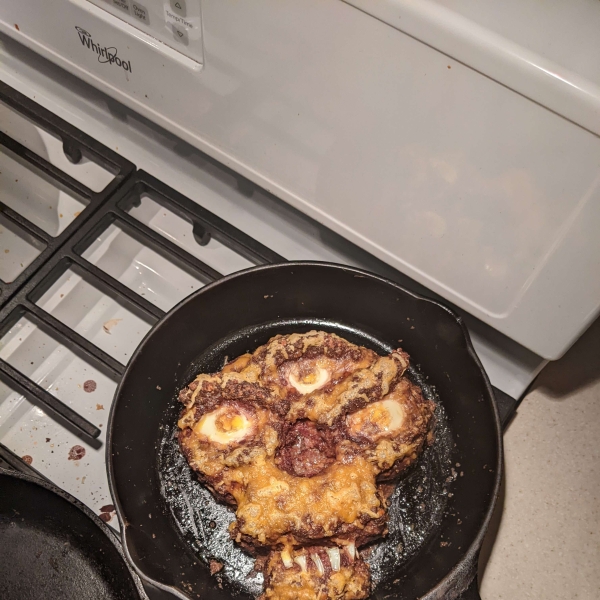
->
[260, 545, 371, 600]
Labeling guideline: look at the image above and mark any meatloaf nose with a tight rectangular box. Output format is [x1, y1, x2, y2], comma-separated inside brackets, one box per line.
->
[276, 420, 336, 478]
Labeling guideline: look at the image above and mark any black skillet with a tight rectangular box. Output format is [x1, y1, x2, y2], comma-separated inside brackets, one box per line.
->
[0, 464, 146, 600]
[108, 262, 502, 600]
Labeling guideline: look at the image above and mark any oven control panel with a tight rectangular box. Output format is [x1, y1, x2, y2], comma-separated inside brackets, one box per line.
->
[86, 0, 203, 64]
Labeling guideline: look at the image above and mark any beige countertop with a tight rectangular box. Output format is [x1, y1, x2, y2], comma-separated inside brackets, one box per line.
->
[478, 317, 600, 599]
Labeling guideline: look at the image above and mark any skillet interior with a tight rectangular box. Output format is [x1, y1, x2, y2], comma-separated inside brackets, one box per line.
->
[108, 262, 501, 600]
[157, 319, 454, 597]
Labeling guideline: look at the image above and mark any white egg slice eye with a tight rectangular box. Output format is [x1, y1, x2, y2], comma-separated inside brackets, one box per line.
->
[288, 367, 330, 394]
[194, 406, 253, 445]
[347, 398, 405, 440]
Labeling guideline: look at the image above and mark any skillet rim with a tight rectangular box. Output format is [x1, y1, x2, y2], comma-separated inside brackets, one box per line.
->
[107, 260, 503, 600]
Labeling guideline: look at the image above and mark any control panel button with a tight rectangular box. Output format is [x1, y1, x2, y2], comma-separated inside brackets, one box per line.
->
[112, 0, 131, 13]
[171, 24, 189, 46]
[170, 0, 187, 17]
[131, 2, 149, 24]
[86, 0, 203, 65]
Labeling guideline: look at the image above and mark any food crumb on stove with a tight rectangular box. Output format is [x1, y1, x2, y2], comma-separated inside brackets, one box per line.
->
[156, 385, 162, 390]
[46, 438, 51, 443]
[440, 541, 450, 547]
[100, 504, 115, 512]
[99, 513, 112, 523]
[209, 560, 223, 575]
[68, 445, 86, 461]
[96, 404, 104, 410]
[14, 24, 19, 30]
[83, 380, 97, 393]
[152, 533, 156, 538]
[103, 318, 122, 334]
[21, 455, 33, 465]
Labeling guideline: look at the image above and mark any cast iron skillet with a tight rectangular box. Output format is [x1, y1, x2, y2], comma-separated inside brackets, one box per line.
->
[108, 262, 502, 600]
[0, 467, 146, 600]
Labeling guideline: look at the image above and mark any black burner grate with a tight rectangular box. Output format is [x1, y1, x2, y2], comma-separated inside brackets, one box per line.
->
[0, 81, 135, 307]
[0, 171, 284, 441]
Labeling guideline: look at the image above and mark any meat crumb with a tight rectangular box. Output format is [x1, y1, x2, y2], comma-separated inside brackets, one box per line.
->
[209, 560, 223, 575]
[103, 318, 122, 334]
[68, 445, 86, 461]
[99, 513, 112, 523]
[100, 504, 116, 513]
[83, 380, 97, 393]
[21, 455, 33, 465]
[96, 404, 104, 410]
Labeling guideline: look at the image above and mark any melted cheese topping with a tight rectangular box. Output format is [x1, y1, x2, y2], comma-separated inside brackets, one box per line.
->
[232, 456, 382, 545]
[288, 367, 330, 394]
[346, 399, 405, 441]
[194, 406, 253, 446]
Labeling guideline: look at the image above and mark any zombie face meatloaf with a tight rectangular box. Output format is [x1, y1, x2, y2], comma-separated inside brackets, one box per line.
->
[177, 331, 435, 599]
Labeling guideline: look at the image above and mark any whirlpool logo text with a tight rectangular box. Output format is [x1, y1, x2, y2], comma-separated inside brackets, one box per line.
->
[75, 26, 132, 73]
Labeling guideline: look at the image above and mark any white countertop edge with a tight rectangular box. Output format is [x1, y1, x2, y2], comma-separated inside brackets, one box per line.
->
[344, 0, 600, 138]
